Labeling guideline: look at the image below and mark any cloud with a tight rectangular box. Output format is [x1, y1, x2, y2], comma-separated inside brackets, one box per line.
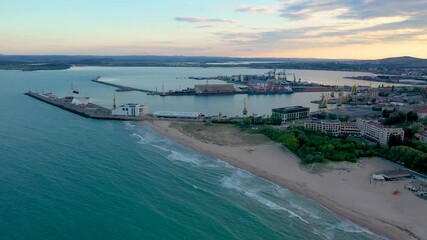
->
[213, 20, 427, 52]
[279, 0, 427, 20]
[174, 17, 236, 24]
[196, 25, 214, 29]
[236, 6, 273, 14]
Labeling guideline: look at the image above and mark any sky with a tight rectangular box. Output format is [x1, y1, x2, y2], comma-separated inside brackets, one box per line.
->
[0, 0, 426, 59]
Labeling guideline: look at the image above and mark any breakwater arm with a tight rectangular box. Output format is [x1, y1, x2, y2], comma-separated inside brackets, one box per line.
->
[91, 79, 154, 93]
[25, 91, 147, 121]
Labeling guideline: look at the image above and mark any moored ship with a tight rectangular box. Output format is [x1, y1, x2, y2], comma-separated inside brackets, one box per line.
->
[248, 86, 294, 95]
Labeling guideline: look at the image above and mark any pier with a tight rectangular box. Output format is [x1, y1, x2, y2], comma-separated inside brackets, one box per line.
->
[91, 78, 154, 93]
[25, 91, 147, 121]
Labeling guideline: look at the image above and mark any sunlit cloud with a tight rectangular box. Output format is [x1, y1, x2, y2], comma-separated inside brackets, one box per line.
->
[174, 17, 236, 24]
[0, 0, 426, 58]
[235, 6, 274, 14]
[196, 25, 214, 28]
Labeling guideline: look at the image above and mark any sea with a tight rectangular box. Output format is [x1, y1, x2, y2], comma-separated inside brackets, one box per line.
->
[0, 67, 390, 240]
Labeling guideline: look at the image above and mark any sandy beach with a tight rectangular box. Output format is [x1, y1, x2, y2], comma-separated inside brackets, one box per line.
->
[145, 120, 426, 240]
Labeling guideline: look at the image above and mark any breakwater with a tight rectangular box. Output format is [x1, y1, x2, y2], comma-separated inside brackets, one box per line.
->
[25, 91, 147, 121]
[91, 79, 154, 93]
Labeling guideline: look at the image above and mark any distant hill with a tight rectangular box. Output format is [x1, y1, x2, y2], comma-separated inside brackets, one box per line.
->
[1, 54, 426, 71]
[369, 56, 427, 68]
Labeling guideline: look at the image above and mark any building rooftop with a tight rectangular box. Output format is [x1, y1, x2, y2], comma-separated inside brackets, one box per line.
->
[273, 106, 310, 113]
[194, 84, 235, 92]
[119, 103, 145, 107]
[153, 111, 202, 118]
[341, 122, 357, 125]
[368, 121, 384, 129]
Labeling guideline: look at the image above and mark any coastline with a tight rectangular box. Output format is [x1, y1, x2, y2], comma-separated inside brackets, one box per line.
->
[145, 120, 426, 240]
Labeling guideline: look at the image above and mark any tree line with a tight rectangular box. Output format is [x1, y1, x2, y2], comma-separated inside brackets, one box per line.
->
[259, 126, 427, 174]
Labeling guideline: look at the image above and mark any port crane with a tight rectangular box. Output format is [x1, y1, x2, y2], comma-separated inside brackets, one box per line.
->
[318, 93, 329, 111]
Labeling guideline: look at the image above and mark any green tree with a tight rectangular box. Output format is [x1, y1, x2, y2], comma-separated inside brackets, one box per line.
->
[388, 134, 403, 147]
[382, 109, 391, 118]
[407, 111, 419, 122]
[279, 133, 299, 152]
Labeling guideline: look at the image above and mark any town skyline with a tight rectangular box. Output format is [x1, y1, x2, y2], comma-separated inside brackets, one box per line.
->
[1, 0, 426, 59]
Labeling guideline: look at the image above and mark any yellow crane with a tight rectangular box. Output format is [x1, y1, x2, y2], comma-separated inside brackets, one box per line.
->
[319, 93, 329, 111]
[243, 97, 248, 117]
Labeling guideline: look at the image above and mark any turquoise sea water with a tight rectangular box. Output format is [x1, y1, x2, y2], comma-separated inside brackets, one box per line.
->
[0, 68, 386, 239]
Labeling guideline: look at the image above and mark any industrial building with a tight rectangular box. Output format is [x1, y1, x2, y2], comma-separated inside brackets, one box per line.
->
[153, 111, 202, 120]
[272, 106, 310, 122]
[194, 84, 235, 95]
[112, 103, 148, 116]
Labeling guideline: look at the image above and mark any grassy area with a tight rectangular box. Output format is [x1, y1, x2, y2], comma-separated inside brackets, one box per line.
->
[170, 122, 270, 146]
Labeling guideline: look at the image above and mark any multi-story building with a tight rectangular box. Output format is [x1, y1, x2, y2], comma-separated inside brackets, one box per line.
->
[356, 118, 404, 145]
[369, 88, 379, 100]
[340, 122, 361, 135]
[304, 120, 360, 136]
[304, 118, 404, 145]
[272, 106, 310, 122]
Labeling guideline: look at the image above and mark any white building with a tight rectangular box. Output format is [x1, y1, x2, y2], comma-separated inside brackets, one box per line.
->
[70, 90, 89, 106]
[71, 97, 89, 106]
[356, 118, 404, 145]
[305, 119, 403, 145]
[153, 111, 202, 120]
[112, 103, 148, 116]
[304, 120, 360, 136]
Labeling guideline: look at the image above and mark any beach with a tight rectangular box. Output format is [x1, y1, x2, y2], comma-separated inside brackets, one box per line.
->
[146, 120, 427, 240]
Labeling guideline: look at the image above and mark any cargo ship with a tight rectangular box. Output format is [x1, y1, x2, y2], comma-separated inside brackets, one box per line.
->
[248, 86, 294, 95]
[292, 86, 336, 92]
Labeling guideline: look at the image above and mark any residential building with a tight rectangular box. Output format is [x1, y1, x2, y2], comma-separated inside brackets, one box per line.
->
[356, 118, 404, 145]
[304, 118, 404, 145]
[304, 120, 360, 136]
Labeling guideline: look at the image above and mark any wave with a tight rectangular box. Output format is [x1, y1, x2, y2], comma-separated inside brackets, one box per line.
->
[221, 170, 308, 224]
[167, 150, 200, 165]
[130, 133, 147, 144]
[128, 124, 385, 240]
[125, 122, 136, 128]
[335, 220, 377, 235]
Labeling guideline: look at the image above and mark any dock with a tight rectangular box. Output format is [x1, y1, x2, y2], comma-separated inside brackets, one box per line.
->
[91, 79, 154, 93]
[25, 91, 147, 121]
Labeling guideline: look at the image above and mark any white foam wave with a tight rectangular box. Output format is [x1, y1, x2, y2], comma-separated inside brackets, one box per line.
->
[221, 175, 308, 224]
[335, 220, 374, 234]
[152, 144, 171, 153]
[288, 202, 320, 220]
[167, 150, 200, 165]
[125, 122, 135, 128]
[131, 133, 147, 144]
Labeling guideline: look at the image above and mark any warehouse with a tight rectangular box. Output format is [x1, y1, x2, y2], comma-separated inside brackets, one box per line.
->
[153, 111, 203, 120]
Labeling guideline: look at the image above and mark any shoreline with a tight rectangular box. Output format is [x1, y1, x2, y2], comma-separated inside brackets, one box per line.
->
[145, 120, 425, 240]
